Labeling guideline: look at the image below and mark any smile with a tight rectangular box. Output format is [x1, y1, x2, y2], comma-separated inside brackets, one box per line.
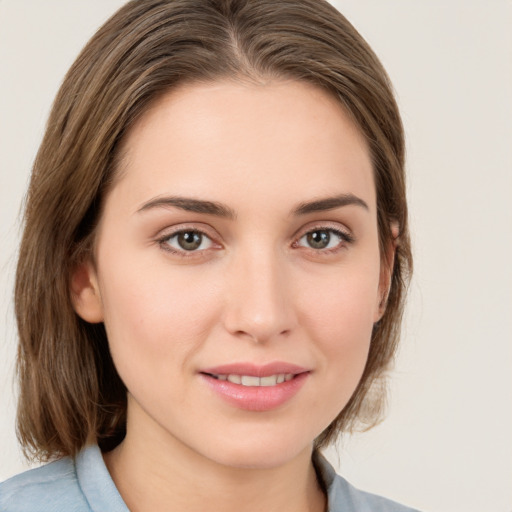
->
[199, 363, 309, 411]
[207, 373, 295, 386]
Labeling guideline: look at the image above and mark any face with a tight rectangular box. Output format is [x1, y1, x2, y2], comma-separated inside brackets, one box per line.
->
[74, 80, 389, 469]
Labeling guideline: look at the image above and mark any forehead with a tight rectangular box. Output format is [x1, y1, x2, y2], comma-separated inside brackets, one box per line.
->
[111, 79, 375, 215]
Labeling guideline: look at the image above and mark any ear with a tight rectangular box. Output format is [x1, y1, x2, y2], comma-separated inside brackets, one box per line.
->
[374, 222, 399, 322]
[70, 260, 104, 323]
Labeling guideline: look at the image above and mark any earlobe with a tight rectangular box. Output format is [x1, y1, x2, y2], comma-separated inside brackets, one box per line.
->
[70, 261, 104, 323]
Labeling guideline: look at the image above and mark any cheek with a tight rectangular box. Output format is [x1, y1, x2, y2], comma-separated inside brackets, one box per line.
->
[296, 262, 380, 373]
[97, 253, 223, 374]
[299, 262, 379, 332]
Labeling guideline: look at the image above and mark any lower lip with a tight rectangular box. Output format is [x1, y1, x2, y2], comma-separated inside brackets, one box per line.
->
[200, 373, 309, 412]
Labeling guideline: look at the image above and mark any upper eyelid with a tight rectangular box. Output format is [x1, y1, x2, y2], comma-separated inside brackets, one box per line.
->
[295, 229, 352, 246]
[156, 223, 218, 240]
[293, 221, 353, 240]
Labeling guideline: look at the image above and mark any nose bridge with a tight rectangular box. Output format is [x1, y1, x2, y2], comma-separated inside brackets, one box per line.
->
[223, 243, 296, 343]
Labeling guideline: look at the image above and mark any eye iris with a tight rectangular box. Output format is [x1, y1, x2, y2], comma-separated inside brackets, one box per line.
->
[307, 230, 330, 249]
[177, 231, 202, 250]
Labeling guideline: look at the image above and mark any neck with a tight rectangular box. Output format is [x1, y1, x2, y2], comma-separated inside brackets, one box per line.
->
[103, 412, 325, 512]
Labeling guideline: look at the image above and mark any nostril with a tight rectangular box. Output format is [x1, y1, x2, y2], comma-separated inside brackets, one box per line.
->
[222, 277, 297, 342]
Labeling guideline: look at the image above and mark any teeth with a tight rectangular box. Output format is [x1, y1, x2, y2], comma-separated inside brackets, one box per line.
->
[241, 375, 260, 386]
[214, 373, 294, 387]
[260, 375, 277, 386]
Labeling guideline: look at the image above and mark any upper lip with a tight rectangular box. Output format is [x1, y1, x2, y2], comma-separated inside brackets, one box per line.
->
[200, 362, 309, 377]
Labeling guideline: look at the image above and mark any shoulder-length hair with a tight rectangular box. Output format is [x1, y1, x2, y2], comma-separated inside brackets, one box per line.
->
[15, 0, 412, 461]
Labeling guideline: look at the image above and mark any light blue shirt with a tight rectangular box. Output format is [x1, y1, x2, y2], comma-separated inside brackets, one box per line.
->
[0, 445, 420, 511]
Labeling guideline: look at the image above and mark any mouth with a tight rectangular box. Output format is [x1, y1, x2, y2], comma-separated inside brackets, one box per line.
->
[199, 363, 310, 411]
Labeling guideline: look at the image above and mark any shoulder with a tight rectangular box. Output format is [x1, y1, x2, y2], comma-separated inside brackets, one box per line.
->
[315, 452, 421, 512]
[0, 454, 91, 512]
[0, 445, 128, 512]
[328, 473, 420, 512]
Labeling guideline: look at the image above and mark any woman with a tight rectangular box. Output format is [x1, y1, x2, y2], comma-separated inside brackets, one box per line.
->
[1, 0, 415, 510]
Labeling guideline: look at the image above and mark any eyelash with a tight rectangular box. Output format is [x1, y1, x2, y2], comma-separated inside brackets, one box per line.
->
[157, 227, 218, 258]
[157, 225, 354, 257]
[293, 226, 355, 253]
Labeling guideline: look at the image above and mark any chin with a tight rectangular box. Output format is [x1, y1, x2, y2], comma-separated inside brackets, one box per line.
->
[197, 429, 315, 470]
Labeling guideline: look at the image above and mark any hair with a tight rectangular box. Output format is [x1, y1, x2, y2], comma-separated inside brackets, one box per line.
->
[15, 0, 412, 461]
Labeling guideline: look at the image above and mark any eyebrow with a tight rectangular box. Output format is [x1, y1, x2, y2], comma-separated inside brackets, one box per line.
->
[137, 196, 237, 219]
[137, 193, 368, 218]
[293, 194, 369, 215]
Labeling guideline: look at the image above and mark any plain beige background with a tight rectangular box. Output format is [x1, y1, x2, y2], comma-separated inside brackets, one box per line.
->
[1, 1, 511, 511]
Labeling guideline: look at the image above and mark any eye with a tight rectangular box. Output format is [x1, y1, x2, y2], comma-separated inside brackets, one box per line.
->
[163, 230, 214, 252]
[296, 228, 352, 251]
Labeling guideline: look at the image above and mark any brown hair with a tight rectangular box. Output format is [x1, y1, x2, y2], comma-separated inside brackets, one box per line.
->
[15, 0, 411, 461]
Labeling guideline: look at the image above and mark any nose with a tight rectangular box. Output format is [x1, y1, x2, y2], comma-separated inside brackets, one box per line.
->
[222, 248, 297, 344]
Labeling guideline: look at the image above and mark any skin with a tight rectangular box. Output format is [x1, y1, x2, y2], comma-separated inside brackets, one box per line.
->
[72, 79, 393, 512]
